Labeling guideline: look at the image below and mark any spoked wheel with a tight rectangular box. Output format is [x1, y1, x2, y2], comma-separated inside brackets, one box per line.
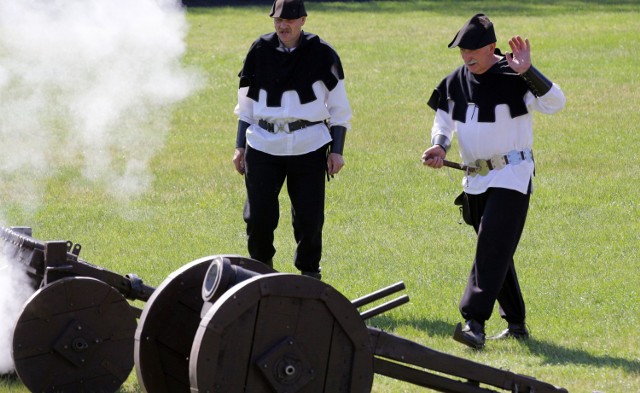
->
[189, 274, 374, 393]
[12, 277, 137, 393]
[134, 255, 273, 393]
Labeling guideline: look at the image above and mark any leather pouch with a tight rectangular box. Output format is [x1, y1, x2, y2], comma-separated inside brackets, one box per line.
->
[454, 191, 472, 226]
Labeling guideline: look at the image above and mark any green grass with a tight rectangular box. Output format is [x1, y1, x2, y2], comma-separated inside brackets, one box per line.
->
[2, 1, 639, 392]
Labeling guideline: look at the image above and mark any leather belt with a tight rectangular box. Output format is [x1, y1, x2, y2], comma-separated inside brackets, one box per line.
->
[469, 149, 534, 177]
[258, 119, 324, 134]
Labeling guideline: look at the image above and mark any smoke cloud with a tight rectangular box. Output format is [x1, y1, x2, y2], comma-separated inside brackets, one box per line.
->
[0, 0, 199, 375]
[0, 256, 35, 375]
[0, 0, 198, 205]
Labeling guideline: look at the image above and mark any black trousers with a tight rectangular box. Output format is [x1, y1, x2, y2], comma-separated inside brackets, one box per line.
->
[243, 144, 328, 272]
[459, 186, 531, 325]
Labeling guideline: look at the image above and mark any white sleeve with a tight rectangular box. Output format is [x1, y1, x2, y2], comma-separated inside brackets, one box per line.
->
[431, 106, 455, 143]
[235, 86, 255, 124]
[325, 79, 352, 129]
[526, 83, 566, 115]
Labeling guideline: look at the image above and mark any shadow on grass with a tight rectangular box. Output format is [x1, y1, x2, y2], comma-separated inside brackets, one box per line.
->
[522, 337, 640, 375]
[368, 315, 640, 376]
[184, 0, 639, 15]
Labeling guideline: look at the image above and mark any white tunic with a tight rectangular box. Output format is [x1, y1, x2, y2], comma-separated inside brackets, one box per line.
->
[235, 73, 351, 157]
[431, 84, 566, 195]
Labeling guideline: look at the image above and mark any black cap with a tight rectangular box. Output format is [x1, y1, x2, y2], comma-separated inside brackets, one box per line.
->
[270, 0, 307, 19]
[448, 13, 496, 49]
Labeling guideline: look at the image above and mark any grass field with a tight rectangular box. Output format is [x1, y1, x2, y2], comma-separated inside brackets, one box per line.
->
[1, 1, 639, 392]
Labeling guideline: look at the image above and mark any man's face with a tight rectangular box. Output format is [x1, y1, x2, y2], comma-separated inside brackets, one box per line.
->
[459, 43, 496, 74]
[273, 16, 306, 48]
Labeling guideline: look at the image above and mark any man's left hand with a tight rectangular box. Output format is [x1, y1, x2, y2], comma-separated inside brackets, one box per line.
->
[233, 148, 246, 175]
[506, 35, 532, 74]
[327, 153, 344, 176]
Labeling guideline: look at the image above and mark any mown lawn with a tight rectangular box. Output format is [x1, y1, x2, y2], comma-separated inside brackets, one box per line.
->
[1, 1, 638, 392]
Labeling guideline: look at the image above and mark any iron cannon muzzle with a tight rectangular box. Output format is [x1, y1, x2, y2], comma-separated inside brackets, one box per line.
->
[200, 256, 262, 318]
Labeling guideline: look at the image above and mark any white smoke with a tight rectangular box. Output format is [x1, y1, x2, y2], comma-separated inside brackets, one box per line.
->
[0, 254, 36, 375]
[0, 0, 199, 205]
[0, 0, 199, 374]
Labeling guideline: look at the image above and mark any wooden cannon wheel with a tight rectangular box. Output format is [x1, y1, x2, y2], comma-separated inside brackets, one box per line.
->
[189, 274, 374, 393]
[12, 277, 137, 393]
[134, 255, 273, 393]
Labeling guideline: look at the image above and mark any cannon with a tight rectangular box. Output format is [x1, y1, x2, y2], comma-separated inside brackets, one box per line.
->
[0, 226, 274, 392]
[0, 225, 155, 392]
[184, 257, 569, 393]
[0, 226, 568, 392]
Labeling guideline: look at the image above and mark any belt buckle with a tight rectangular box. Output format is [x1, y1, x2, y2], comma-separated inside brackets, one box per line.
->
[273, 122, 287, 133]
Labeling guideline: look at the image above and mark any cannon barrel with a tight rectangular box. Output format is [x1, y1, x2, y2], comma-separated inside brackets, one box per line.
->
[0, 226, 154, 301]
[0, 226, 45, 287]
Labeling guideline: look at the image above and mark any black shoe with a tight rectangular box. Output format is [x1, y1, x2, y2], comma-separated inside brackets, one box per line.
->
[453, 320, 485, 349]
[301, 270, 322, 280]
[490, 323, 530, 340]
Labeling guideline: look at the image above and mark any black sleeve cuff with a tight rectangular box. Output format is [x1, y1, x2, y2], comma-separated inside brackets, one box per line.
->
[236, 120, 250, 148]
[521, 65, 553, 97]
[329, 126, 347, 155]
[431, 134, 451, 153]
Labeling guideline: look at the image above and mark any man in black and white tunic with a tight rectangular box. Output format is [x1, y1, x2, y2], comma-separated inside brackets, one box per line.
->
[422, 14, 566, 349]
[233, 0, 351, 280]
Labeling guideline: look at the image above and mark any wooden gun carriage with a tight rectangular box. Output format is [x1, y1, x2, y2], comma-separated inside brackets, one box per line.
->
[0, 226, 568, 393]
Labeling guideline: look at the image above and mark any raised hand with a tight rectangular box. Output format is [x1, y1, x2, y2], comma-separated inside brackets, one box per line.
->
[506, 35, 532, 74]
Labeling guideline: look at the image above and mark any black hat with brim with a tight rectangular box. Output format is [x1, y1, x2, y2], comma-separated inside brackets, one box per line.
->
[448, 13, 496, 49]
[270, 0, 307, 19]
